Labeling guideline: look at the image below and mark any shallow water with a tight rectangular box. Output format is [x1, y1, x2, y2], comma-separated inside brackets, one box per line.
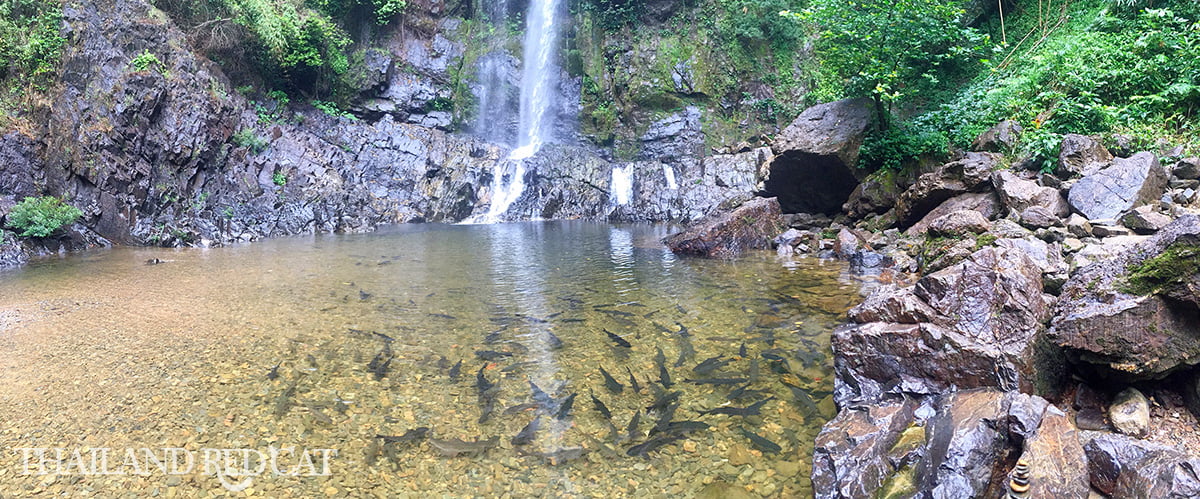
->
[0, 222, 863, 497]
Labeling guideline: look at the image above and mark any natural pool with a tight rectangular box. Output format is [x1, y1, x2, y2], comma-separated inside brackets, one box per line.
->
[0, 222, 864, 497]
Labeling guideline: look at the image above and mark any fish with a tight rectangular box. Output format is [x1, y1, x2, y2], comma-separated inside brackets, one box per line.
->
[647, 390, 681, 415]
[624, 411, 642, 441]
[306, 354, 319, 369]
[501, 361, 538, 373]
[517, 446, 588, 465]
[604, 329, 632, 348]
[372, 356, 393, 380]
[545, 331, 564, 349]
[652, 402, 679, 434]
[748, 357, 760, 382]
[377, 427, 429, 444]
[484, 330, 504, 343]
[272, 382, 298, 419]
[627, 367, 641, 393]
[427, 313, 457, 320]
[697, 397, 775, 417]
[597, 309, 636, 318]
[739, 342, 748, 358]
[503, 403, 540, 415]
[660, 421, 710, 435]
[476, 365, 496, 394]
[478, 395, 497, 424]
[673, 325, 695, 367]
[555, 393, 577, 420]
[305, 403, 332, 425]
[359, 290, 372, 301]
[598, 366, 624, 394]
[511, 417, 541, 446]
[589, 390, 613, 420]
[529, 381, 553, 409]
[654, 346, 667, 366]
[626, 434, 685, 458]
[692, 355, 734, 375]
[740, 427, 782, 454]
[448, 359, 462, 380]
[728, 383, 769, 401]
[266, 362, 281, 381]
[657, 359, 673, 388]
[427, 437, 499, 457]
[787, 385, 820, 417]
[475, 350, 513, 361]
[686, 377, 750, 385]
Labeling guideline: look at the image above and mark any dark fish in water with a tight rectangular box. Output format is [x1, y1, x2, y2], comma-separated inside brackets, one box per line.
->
[503, 403, 540, 415]
[476, 365, 496, 394]
[517, 446, 588, 465]
[748, 357, 760, 382]
[484, 330, 504, 344]
[623, 410, 642, 442]
[377, 427, 429, 444]
[673, 326, 695, 367]
[658, 361, 673, 388]
[647, 390, 681, 414]
[739, 342, 748, 358]
[661, 421, 710, 435]
[598, 366, 624, 394]
[305, 403, 332, 425]
[560, 318, 585, 323]
[306, 354, 319, 369]
[266, 362, 281, 380]
[529, 381, 553, 409]
[589, 390, 613, 420]
[475, 350, 513, 361]
[428, 437, 499, 457]
[597, 308, 636, 318]
[787, 385, 820, 417]
[478, 395, 497, 424]
[428, 313, 457, 320]
[728, 383, 769, 401]
[698, 397, 775, 417]
[652, 402, 679, 434]
[686, 377, 750, 385]
[740, 427, 782, 454]
[654, 347, 667, 367]
[627, 367, 641, 393]
[604, 329, 632, 348]
[359, 290, 372, 301]
[512, 417, 541, 446]
[372, 356, 393, 380]
[545, 331, 564, 349]
[627, 434, 685, 458]
[448, 359, 462, 380]
[501, 361, 538, 373]
[692, 355, 733, 375]
[555, 393, 577, 420]
[272, 382, 298, 419]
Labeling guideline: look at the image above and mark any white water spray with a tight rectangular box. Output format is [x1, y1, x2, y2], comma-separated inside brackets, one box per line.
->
[611, 164, 634, 207]
[662, 164, 678, 190]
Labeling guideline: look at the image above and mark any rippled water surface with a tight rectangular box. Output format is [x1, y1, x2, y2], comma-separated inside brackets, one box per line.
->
[0, 222, 863, 497]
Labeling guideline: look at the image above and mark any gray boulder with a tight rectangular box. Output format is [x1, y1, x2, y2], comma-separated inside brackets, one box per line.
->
[1122, 205, 1173, 234]
[1109, 387, 1151, 438]
[764, 98, 874, 214]
[1175, 157, 1200, 180]
[663, 197, 785, 258]
[1084, 432, 1200, 498]
[970, 120, 1022, 152]
[993, 170, 1070, 216]
[1059, 134, 1114, 177]
[927, 209, 990, 237]
[1068, 152, 1168, 220]
[906, 191, 1001, 235]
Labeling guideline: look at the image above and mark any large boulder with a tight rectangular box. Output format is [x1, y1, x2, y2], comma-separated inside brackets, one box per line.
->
[905, 191, 1002, 235]
[835, 246, 1055, 403]
[970, 120, 1022, 152]
[763, 98, 873, 214]
[1017, 405, 1091, 498]
[895, 152, 1000, 228]
[1050, 215, 1200, 380]
[1068, 152, 1168, 220]
[1058, 134, 1113, 178]
[1084, 432, 1200, 497]
[811, 398, 920, 499]
[992, 170, 1069, 217]
[663, 197, 785, 258]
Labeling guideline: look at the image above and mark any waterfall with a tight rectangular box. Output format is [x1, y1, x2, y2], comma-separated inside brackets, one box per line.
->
[472, 0, 563, 222]
[611, 164, 634, 207]
[662, 164, 678, 190]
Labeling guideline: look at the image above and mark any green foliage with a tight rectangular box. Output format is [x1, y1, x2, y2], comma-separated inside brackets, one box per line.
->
[311, 99, 356, 119]
[232, 128, 269, 154]
[1017, 127, 1064, 173]
[5, 196, 82, 238]
[580, 0, 642, 30]
[0, 0, 65, 93]
[272, 172, 288, 186]
[787, 0, 988, 119]
[130, 50, 170, 77]
[858, 121, 949, 172]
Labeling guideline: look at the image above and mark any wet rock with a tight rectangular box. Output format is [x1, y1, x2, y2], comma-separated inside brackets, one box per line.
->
[927, 209, 990, 237]
[1175, 157, 1200, 180]
[1083, 432, 1200, 497]
[895, 152, 1000, 228]
[992, 170, 1070, 217]
[844, 178, 900, 219]
[1017, 405, 1090, 498]
[1051, 216, 1200, 380]
[811, 398, 918, 499]
[1068, 152, 1168, 220]
[1059, 133, 1114, 178]
[918, 389, 1012, 497]
[640, 106, 704, 162]
[1109, 387, 1151, 437]
[835, 247, 1053, 402]
[764, 98, 874, 213]
[970, 120, 1022, 152]
[994, 237, 1067, 278]
[905, 192, 1001, 236]
[663, 197, 785, 258]
[1122, 205, 1173, 234]
[1020, 206, 1063, 229]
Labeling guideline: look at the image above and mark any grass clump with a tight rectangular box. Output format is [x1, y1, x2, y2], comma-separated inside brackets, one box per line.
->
[4, 196, 82, 238]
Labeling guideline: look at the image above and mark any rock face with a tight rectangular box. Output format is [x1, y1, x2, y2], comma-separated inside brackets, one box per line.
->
[970, 120, 1021, 152]
[1084, 432, 1200, 497]
[835, 246, 1054, 403]
[613, 147, 770, 223]
[895, 152, 1000, 228]
[1051, 216, 1200, 380]
[663, 197, 785, 258]
[926, 209, 990, 237]
[1068, 152, 1168, 220]
[763, 98, 874, 214]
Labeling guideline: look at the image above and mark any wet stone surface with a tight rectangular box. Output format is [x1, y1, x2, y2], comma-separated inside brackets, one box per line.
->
[0, 222, 864, 497]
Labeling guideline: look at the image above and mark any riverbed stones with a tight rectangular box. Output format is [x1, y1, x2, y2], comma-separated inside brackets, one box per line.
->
[895, 152, 1000, 228]
[1051, 215, 1200, 380]
[1068, 152, 1168, 220]
[764, 98, 874, 214]
[1110, 387, 1152, 437]
[664, 197, 785, 258]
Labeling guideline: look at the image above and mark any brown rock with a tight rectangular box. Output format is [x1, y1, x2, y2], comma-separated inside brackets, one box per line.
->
[1121, 205, 1173, 234]
[906, 191, 1002, 235]
[1083, 432, 1200, 497]
[1059, 134, 1114, 178]
[992, 170, 1070, 217]
[895, 152, 1001, 228]
[664, 197, 786, 258]
[927, 209, 991, 237]
[1017, 406, 1090, 498]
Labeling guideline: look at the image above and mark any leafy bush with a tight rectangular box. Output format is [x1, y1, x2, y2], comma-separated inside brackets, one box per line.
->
[311, 99, 356, 119]
[0, 0, 65, 88]
[130, 50, 169, 76]
[858, 121, 950, 172]
[5, 196, 82, 238]
[232, 128, 268, 154]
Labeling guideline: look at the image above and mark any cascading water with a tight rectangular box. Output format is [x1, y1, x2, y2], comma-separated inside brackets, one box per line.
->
[610, 165, 634, 208]
[473, 0, 564, 222]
